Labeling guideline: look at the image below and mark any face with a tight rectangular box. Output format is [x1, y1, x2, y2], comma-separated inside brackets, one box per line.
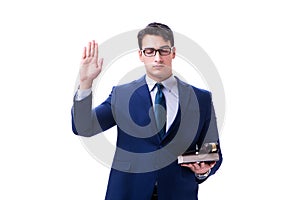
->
[139, 34, 176, 82]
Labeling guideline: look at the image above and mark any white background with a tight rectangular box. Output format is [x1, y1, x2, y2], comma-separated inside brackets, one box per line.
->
[1, 0, 299, 199]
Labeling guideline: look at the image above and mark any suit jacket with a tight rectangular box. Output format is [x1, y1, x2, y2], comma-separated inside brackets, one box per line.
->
[72, 75, 222, 200]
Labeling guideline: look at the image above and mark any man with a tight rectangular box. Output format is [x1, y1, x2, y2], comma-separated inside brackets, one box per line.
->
[72, 22, 222, 200]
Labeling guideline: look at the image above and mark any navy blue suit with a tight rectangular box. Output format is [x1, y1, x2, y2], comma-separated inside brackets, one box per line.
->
[72, 76, 222, 200]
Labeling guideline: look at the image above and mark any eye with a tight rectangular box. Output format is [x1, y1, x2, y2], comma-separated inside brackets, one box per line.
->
[159, 48, 172, 55]
[144, 48, 155, 54]
[160, 49, 171, 54]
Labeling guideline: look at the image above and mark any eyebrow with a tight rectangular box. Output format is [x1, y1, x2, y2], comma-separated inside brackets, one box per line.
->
[159, 45, 171, 49]
[144, 45, 171, 49]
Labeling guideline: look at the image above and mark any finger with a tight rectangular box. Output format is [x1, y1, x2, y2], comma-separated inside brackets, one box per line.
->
[91, 40, 95, 57]
[192, 163, 200, 170]
[94, 42, 98, 59]
[82, 47, 86, 59]
[86, 42, 91, 57]
[199, 162, 206, 168]
[181, 163, 193, 168]
[209, 161, 216, 168]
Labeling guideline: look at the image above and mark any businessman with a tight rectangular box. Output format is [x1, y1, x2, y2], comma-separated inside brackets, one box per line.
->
[72, 22, 222, 200]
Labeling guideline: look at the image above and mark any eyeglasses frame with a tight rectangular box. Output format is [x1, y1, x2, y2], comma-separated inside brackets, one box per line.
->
[141, 46, 174, 57]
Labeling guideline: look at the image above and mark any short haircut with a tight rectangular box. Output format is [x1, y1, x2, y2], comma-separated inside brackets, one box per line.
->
[137, 22, 174, 49]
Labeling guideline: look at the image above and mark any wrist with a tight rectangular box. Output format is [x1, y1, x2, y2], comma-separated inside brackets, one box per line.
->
[195, 169, 211, 179]
[79, 80, 93, 90]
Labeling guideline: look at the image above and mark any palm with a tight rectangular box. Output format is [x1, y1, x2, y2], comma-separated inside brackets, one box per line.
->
[80, 56, 101, 82]
[79, 41, 103, 88]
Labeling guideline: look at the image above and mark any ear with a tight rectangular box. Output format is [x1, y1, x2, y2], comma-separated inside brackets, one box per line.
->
[171, 47, 176, 59]
[138, 50, 144, 62]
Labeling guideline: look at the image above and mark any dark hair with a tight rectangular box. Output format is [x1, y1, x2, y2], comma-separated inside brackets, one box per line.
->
[137, 22, 174, 49]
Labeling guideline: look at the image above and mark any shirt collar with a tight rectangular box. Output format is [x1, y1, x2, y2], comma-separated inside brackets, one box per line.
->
[146, 75, 178, 96]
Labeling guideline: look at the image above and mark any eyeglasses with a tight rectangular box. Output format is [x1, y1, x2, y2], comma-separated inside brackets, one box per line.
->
[141, 47, 173, 57]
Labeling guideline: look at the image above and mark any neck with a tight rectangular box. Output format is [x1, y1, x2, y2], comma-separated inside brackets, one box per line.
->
[147, 74, 173, 83]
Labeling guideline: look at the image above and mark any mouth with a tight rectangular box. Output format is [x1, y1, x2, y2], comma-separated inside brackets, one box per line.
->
[153, 64, 164, 68]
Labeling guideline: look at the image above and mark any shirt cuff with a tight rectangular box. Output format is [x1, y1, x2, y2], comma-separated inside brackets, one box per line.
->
[75, 88, 92, 101]
[195, 169, 211, 180]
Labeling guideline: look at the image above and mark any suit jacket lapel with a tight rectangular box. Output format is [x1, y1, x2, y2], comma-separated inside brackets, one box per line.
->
[161, 77, 192, 142]
[134, 75, 153, 113]
[134, 76, 160, 142]
[176, 76, 192, 118]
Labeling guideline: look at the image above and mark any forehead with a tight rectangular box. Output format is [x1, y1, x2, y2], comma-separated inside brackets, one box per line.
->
[141, 34, 171, 48]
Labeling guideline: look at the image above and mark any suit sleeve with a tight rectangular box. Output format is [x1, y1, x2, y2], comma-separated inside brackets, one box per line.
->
[205, 103, 223, 175]
[71, 88, 116, 137]
[196, 93, 223, 183]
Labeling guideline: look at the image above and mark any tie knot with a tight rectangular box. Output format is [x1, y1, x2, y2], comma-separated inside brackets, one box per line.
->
[156, 83, 164, 91]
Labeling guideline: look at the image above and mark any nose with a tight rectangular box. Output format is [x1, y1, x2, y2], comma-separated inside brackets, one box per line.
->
[154, 51, 163, 63]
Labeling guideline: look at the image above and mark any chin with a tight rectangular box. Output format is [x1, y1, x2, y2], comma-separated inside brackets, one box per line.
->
[153, 74, 170, 81]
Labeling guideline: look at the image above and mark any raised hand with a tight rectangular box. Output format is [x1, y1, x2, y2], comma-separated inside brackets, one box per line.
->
[79, 40, 103, 89]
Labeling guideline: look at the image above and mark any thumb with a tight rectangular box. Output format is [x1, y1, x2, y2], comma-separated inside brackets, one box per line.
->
[98, 58, 104, 69]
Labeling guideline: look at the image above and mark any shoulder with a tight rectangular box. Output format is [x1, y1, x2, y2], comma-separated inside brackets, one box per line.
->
[191, 86, 212, 106]
[111, 76, 147, 99]
[114, 75, 146, 90]
[176, 76, 212, 100]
